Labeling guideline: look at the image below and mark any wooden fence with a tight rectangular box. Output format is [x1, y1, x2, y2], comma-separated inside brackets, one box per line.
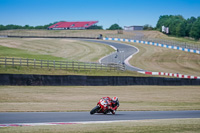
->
[0, 57, 125, 71]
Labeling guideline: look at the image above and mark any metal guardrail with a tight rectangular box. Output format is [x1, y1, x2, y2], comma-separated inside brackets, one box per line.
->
[141, 37, 200, 51]
[105, 33, 200, 51]
[0, 57, 125, 71]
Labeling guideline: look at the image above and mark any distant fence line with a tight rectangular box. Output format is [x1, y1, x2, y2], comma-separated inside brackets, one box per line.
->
[0, 30, 101, 39]
[137, 37, 200, 51]
[105, 35, 200, 51]
[104, 37, 200, 54]
[0, 57, 125, 71]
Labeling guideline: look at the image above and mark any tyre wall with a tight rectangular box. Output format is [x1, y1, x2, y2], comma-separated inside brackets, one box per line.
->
[0, 74, 200, 86]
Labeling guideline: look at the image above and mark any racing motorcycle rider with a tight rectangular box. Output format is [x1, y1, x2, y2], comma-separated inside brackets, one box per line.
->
[110, 97, 120, 114]
[100, 97, 119, 114]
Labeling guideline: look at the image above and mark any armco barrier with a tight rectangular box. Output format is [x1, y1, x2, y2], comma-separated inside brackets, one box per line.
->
[103, 37, 200, 54]
[0, 74, 199, 86]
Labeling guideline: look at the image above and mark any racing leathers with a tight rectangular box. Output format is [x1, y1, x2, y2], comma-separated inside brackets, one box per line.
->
[110, 100, 119, 114]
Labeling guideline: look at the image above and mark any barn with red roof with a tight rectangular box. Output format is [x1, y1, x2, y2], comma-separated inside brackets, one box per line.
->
[48, 21, 98, 30]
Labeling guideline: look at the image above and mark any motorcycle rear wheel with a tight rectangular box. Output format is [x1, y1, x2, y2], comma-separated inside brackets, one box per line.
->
[90, 106, 100, 115]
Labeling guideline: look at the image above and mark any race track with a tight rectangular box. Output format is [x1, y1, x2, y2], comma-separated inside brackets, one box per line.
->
[0, 111, 200, 124]
[85, 39, 145, 71]
[1, 39, 199, 127]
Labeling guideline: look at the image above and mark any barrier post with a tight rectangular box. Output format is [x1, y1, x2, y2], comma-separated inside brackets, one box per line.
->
[34, 59, 36, 68]
[72, 61, 74, 71]
[12, 58, 14, 67]
[41, 60, 43, 68]
[20, 58, 22, 67]
[66, 61, 68, 70]
[27, 58, 28, 67]
[5, 57, 7, 67]
[47, 60, 49, 69]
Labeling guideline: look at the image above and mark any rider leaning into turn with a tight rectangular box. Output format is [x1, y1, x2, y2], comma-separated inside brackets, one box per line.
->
[110, 97, 119, 114]
[100, 96, 119, 114]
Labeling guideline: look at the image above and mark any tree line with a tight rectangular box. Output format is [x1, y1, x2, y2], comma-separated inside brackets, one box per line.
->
[0, 23, 56, 30]
[1, 16, 200, 40]
[0, 22, 103, 30]
[156, 15, 200, 40]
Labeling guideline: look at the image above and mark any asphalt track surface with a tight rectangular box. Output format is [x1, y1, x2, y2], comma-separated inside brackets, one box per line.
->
[0, 111, 200, 124]
[85, 39, 145, 71]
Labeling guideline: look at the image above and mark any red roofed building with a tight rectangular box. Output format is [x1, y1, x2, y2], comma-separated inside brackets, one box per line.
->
[48, 21, 98, 30]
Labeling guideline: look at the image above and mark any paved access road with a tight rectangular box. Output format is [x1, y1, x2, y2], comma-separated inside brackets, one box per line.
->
[0, 111, 200, 124]
[85, 39, 144, 71]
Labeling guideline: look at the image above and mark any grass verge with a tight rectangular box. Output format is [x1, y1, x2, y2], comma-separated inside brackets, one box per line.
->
[0, 86, 199, 112]
[0, 66, 147, 76]
[118, 41, 200, 76]
[0, 45, 65, 61]
[0, 119, 199, 133]
[0, 38, 114, 62]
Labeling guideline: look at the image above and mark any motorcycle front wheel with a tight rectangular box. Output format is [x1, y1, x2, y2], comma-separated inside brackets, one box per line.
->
[90, 106, 100, 115]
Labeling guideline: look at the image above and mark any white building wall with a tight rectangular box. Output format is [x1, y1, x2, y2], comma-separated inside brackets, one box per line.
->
[124, 26, 143, 31]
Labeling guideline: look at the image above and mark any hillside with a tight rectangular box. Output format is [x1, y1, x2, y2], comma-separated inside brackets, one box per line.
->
[0, 30, 199, 76]
[0, 38, 114, 62]
[1, 29, 199, 45]
[126, 42, 200, 76]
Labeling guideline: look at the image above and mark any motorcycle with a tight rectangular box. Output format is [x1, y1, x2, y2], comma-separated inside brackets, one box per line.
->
[90, 97, 115, 115]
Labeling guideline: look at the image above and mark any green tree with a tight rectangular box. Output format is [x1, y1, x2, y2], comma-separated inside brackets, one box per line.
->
[156, 15, 173, 31]
[107, 23, 122, 30]
[0, 25, 6, 30]
[143, 24, 153, 30]
[156, 15, 186, 36]
[87, 25, 103, 29]
[185, 17, 197, 36]
[35, 25, 44, 29]
[24, 25, 30, 29]
[190, 17, 200, 40]
[176, 22, 186, 37]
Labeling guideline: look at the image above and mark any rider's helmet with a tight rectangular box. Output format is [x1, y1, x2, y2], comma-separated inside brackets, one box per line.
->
[112, 97, 118, 104]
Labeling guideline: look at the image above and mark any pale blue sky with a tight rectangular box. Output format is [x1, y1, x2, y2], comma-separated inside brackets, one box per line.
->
[0, 0, 199, 29]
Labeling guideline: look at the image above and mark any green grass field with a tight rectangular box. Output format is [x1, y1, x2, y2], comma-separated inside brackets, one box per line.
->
[0, 45, 65, 60]
[0, 38, 114, 62]
[0, 66, 146, 76]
